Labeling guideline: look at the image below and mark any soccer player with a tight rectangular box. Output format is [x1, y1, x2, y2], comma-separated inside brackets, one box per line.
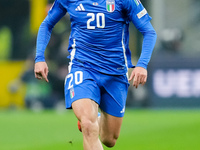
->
[34, 0, 157, 149]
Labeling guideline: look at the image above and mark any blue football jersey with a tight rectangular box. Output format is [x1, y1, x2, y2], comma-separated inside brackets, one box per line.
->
[38, 0, 152, 75]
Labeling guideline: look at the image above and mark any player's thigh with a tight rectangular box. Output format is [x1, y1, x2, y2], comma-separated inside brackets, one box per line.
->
[99, 110, 123, 140]
[72, 98, 99, 122]
[100, 74, 129, 117]
[65, 66, 101, 109]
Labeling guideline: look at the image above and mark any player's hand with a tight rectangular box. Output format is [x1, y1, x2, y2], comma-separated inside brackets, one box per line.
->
[128, 67, 147, 88]
[34, 62, 49, 82]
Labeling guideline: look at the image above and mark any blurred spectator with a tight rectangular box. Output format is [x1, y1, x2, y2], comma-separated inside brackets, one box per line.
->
[160, 28, 184, 53]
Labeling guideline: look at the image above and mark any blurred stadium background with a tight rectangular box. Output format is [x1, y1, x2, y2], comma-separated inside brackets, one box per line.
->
[0, 0, 200, 150]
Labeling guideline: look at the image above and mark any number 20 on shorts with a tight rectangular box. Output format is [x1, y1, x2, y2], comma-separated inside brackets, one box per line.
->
[66, 71, 83, 89]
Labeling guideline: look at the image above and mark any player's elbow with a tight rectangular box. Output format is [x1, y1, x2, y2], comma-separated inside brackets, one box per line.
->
[144, 29, 157, 44]
[150, 30, 157, 43]
[39, 16, 55, 31]
[140, 22, 157, 41]
[151, 29, 157, 39]
[145, 28, 157, 39]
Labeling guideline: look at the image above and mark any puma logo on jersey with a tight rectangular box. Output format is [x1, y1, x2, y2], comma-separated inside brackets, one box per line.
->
[75, 4, 85, 11]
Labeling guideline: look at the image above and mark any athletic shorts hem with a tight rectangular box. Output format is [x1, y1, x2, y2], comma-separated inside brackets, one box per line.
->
[65, 97, 100, 109]
[100, 108, 125, 118]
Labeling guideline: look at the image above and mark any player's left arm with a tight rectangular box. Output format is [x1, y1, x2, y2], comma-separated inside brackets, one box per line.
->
[128, 22, 157, 88]
[123, 0, 157, 88]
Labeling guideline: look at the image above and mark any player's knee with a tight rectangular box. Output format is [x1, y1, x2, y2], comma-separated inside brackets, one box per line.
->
[81, 118, 99, 136]
[101, 136, 118, 148]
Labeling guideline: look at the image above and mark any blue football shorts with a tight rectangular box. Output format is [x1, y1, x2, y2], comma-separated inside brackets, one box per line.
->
[64, 65, 129, 117]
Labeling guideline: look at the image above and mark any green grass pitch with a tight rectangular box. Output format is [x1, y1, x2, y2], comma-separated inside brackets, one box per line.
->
[0, 109, 200, 150]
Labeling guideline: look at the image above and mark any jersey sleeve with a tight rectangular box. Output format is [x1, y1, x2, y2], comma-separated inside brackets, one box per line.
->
[122, 0, 151, 29]
[136, 22, 157, 69]
[122, 0, 156, 69]
[35, 0, 67, 63]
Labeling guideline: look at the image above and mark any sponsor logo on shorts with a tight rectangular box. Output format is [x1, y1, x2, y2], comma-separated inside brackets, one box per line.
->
[120, 107, 125, 113]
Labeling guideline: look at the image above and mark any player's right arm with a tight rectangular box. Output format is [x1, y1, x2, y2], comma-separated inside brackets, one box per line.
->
[34, 0, 67, 82]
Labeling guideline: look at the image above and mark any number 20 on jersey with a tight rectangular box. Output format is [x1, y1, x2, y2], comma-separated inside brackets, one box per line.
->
[87, 13, 105, 29]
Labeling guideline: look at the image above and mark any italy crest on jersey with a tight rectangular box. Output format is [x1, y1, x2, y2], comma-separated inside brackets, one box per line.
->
[70, 88, 75, 99]
[106, 0, 115, 13]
